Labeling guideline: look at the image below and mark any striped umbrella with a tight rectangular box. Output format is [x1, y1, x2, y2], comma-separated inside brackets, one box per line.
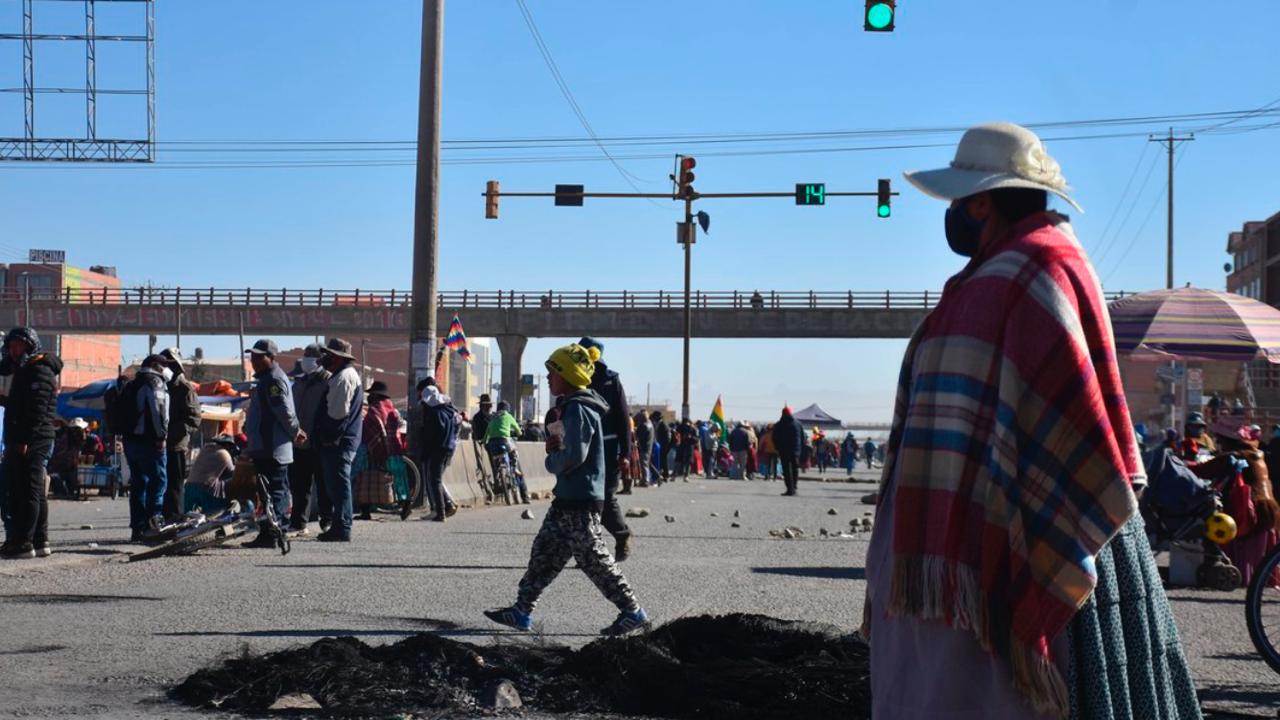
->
[1108, 287, 1280, 363]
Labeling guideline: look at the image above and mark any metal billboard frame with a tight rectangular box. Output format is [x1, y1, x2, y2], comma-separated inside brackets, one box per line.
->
[0, 0, 154, 162]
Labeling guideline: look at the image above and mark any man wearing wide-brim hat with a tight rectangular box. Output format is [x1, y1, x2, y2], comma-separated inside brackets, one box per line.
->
[864, 123, 1199, 719]
[313, 337, 364, 542]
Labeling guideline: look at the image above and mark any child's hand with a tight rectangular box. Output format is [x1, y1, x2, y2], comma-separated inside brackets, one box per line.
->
[546, 435, 563, 453]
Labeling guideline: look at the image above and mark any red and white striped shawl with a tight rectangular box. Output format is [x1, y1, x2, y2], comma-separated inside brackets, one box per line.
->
[870, 212, 1143, 718]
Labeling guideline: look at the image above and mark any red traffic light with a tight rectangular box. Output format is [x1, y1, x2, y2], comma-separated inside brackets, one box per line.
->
[680, 156, 696, 172]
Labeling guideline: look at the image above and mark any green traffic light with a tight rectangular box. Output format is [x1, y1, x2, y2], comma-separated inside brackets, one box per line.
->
[866, 3, 894, 30]
[877, 204, 891, 218]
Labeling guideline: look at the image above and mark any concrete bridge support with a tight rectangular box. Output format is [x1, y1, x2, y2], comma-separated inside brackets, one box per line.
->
[495, 334, 528, 422]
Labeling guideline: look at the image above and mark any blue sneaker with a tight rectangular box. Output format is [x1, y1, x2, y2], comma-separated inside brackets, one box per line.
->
[484, 606, 532, 632]
[601, 607, 650, 636]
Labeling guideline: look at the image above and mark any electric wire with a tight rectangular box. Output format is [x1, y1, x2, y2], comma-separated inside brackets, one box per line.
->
[512, 0, 661, 200]
[1087, 141, 1150, 257]
[1101, 142, 1191, 285]
[1091, 145, 1165, 269]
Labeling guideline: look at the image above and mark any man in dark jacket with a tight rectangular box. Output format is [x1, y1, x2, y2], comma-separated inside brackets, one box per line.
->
[242, 339, 302, 548]
[122, 354, 170, 541]
[652, 412, 670, 482]
[634, 412, 654, 487]
[771, 406, 803, 497]
[578, 337, 633, 561]
[418, 378, 459, 522]
[471, 394, 493, 440]
[158, 348, 201, 522]
[0, 327, 62, 559]
[289, 343, 331, 534]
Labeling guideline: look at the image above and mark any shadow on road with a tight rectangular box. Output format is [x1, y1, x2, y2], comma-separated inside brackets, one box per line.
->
[1198, 681, 1280, 712]
[255, 563, 525, 570]
[155, 627, 596, 640]
[448, 530, 820, 543]
[752, 566, 866, 580]
[0, 593, 162, 604]
[0, 644, 68, 655]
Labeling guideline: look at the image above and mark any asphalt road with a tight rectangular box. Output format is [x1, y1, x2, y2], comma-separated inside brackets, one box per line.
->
[0, 470, 1275, 719]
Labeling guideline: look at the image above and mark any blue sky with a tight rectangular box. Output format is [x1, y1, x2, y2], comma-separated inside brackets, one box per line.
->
[2, 1, 1279, 422]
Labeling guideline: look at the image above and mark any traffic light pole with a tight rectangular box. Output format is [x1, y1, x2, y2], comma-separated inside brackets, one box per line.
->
[483, 182, 897, 423]
[681, 195, 694, 422]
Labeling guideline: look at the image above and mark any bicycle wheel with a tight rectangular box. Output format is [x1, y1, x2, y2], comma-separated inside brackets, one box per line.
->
[496, 462, 515, 505]
[1245, 543, 1280, 674]
[128, 521, 246, 562]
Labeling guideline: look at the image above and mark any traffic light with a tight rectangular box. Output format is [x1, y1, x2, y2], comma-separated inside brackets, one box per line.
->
[485, 180, 500, 219]
[864, 0, 895, 31]
[676, 155, 697, 198]
[877, 178, 891, 218]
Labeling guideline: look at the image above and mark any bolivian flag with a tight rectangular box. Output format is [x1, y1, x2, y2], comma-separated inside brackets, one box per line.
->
[710, 395, 728, 440]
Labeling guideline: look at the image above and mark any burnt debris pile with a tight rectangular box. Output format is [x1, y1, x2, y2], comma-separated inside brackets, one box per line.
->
[173, 613, 871, 719]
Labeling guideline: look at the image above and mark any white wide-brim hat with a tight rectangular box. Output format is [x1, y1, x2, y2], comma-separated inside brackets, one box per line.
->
[904, 122, 1082, 213]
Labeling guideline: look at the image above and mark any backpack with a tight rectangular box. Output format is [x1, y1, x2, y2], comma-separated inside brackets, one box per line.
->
[105, 377, 144, 438]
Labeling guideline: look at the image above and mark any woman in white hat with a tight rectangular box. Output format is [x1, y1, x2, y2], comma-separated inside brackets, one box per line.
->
[864, 123, 1200, 719]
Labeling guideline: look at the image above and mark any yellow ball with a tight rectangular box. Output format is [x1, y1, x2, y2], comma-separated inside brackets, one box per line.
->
[1205, 512, 1238, 545]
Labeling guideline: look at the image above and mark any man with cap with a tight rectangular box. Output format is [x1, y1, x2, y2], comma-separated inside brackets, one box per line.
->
[0, 327, 63, 559]
[484, 343, 649, 636]
[576, 337, 633, 561]
[185, 433, 240, 513]
[242, 339, 302, 549]
[315, 337, 363, 542]
[120, 353, 170, 542]
[1180, 411, 1216, 461]
[289, 342, 331, 534]
[158, 348, 201, 522]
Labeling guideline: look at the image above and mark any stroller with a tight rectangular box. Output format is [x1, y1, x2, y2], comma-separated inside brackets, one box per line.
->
[1141, 447, 1242, 590]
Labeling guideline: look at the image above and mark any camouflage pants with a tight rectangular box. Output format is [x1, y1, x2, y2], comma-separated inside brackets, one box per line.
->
[516, 506, 639, 615]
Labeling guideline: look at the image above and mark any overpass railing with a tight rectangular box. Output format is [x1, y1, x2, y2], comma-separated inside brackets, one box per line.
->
[0, 287, 1135, 310]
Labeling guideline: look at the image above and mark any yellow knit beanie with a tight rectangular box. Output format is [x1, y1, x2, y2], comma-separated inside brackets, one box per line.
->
[546, 343, 595, 389]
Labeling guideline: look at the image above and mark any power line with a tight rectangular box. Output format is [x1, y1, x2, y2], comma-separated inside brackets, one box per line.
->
[1101, 142, 1191, 285]
[3, 117, 1279, 171]
[1092, 145, 1164, 269]
[1087, 142, 1150, 257]
[512, 0, 659, 196]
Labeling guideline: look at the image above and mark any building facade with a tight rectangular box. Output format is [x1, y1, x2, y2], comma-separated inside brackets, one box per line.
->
[4, 257, 122, 389]
[1226, 211, 1280, 419]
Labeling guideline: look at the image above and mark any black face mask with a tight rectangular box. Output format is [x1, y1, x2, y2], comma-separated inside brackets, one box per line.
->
[944, 203, 985, 258]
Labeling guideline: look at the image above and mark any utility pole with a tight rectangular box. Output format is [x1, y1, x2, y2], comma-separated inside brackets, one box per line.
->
[1150, 128, 1194, 289]
[409, 0, 443, 400]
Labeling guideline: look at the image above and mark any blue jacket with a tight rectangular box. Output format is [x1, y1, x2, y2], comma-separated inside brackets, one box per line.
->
[546, 389, 610, 504]
[246, 363, 300, 464]
[418, 387, 459, 458]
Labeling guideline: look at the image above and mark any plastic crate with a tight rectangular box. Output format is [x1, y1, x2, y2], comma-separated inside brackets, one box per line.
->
[77, 464, 117, 490]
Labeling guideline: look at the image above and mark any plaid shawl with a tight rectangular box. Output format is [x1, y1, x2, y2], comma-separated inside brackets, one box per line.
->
[876, 212, 1143, 718]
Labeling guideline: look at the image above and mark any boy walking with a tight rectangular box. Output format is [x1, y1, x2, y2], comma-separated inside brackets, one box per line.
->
[484, 344, 650, 636]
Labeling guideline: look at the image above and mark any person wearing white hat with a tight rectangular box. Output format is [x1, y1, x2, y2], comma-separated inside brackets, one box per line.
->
[864, 123, 1200, 720]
